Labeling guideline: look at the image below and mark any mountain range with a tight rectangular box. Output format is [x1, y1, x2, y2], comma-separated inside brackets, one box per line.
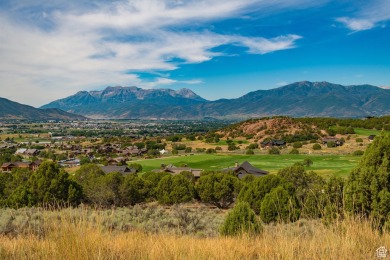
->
[40, 81, 390, 119]
[0, 97, 85, 120]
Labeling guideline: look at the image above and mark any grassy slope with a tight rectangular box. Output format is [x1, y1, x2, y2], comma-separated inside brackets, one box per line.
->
[0, 208, 387, 260]
[137, 154, 360, 178]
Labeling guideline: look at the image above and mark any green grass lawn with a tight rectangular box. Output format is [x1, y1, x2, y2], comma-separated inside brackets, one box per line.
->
[136, 153, 361, 178]
[354, 128, 387, 136]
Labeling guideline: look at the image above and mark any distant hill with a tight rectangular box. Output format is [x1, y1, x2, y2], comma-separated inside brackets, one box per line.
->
[41, 82, 390, 119]
[0, 97, 86, 120]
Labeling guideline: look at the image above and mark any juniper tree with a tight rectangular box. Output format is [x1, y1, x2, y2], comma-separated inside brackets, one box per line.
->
[344, 132, 390, 219]
[220, 202, 262, 236]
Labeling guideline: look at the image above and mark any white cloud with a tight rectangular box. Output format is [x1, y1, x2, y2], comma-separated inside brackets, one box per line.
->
[336, 17, 375, 31]
[238, 35, 302, 54]
[336, 0, 390, 32]
[0, 0, 307, 106]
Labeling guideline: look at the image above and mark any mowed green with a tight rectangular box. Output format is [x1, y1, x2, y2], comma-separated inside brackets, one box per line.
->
[354, 128, 388, 136]
[137, 154, 361, 178]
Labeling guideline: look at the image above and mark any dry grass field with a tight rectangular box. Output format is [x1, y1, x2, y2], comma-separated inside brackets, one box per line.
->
[0, 207, 389, 260]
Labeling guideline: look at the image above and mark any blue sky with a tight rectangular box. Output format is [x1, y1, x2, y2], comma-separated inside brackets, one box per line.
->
[0, 0, 389, 106]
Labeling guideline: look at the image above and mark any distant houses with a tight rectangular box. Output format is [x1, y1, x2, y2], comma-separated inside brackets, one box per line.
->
[101, 165, 136, 175]
[15, 148, 40, 157]
[58, 158, 81, 167]
[153, 161, 268, 180]
[157, 164, 203, 178]
[1, 160, 42, 172]
[260, 140, 286, 148]
[322, 137, 344, 146]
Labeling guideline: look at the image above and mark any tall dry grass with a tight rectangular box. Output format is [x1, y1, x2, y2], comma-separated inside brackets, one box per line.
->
[0, 208, 389, 259]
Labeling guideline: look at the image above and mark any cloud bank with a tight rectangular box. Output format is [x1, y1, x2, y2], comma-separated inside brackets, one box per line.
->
[0, 0, 306, 106]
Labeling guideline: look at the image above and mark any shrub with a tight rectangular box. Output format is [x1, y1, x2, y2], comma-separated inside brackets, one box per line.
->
[277, 164, 325, 218]
[312, 143, 322, 150]
[345, 132, 390, 220]
[28, 161, 82, 206]
[196, 173, 241, 209]
[119, 174, 150, 206]
[238, 175, 293, 214]
[128, 163, 143, 172]
[293, 142, 303, 148]
[157, 175, 194, 205]
[141, 171, 170, 199]
[247, 143, 259, 149]
[268, 147, 280, 155]
[246, 149, 254, 155]
[352, 150, 364, 156]
[241, 175, 255, 183]
[303, 158, 313, 167]
[260, 186, 300, 224]
[327, 141, 336, 148]
[206, 148, 216, 154]
[355, 138, 363, 143]
[220, 202, 262, 236]
[289, 148, 299, 154]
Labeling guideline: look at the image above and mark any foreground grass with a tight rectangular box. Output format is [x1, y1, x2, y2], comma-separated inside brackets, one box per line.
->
[0, 208, 388, 259]
[138, 154, 360, 178]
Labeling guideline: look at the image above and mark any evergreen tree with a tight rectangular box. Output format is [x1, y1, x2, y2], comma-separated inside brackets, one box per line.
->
[344, 132, 390, 219]
[238, 175, 294, 214]
[195, 172, 241, 209]
[119, 174, 150, 206]
[28, 161, 82, 206]
[157, 174, 194, 204]
[220, 202, 262, 236]
[260, 186, 300, 224]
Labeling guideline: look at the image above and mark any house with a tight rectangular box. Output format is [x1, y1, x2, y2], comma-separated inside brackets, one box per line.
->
[322, 137, 343, 146]
[15, 148, 27, 155]
[260, 140, 286, 148]
[1, 160, 42, 172]
[123, 146, 148, 156]
[157, 164, 203, 178]
[58, 159, 80, 167]
[368, 135, 376, 142]
[100, 166, 136, 175]
[107, 157, 128, 165]
[223, 161, 268, 179]
[25, 149, 40, 156]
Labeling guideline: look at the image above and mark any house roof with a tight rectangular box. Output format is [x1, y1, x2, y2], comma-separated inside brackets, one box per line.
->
[15, 148, 27, 154]
[101, 166, 136, 174]
[237, 161, 269, 175]
[222, 161, 268, 177]
[1, 161, 34, 168]
[162, 165, 202, 177]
